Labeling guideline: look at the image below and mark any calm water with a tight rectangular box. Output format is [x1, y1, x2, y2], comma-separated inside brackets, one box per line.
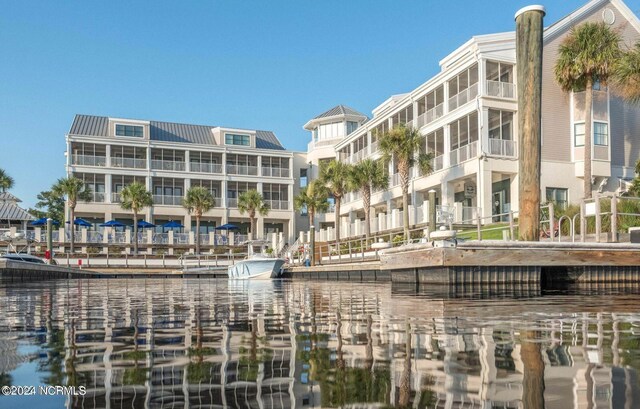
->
[0, 279, 639, 409]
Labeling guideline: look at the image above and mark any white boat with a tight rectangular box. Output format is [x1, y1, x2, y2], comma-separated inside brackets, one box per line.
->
[227, 241, 285, 280]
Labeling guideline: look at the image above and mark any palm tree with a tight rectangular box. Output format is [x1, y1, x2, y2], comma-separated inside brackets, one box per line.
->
[120, 182, 153, 255]
[0, 168, 15, 192]
[320, 160, 351, 242]
[183, 186, 215, 255]
[52, 177, 91, 253]
[348, 159, 388, 243]
[294, 180, 329, 266]
[238, 190, 270, 240]
[379, 124, 434, 240]
[554, 22, 620, 199]
[614, 42, 640, 103]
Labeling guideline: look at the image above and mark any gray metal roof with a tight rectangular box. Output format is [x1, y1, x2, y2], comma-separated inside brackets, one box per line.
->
[69, 114, 286, 150]
[150, 121, 214, 145]
[0, 202, 34, 222]
[313, 105, 368, 120]
[69, 115, 109, 136]
[0, 192, 21, 203]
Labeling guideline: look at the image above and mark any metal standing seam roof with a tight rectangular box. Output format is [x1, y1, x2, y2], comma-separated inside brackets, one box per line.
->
[69, 114, 286, 150]
[0, 192, 21, 202]
[0, 202, 34, 221]
[312, 105, 368, 120]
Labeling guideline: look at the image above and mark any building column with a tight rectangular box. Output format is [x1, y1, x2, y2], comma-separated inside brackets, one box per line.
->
[221, 181, 228, 225]
[146, 146, 151, 170]
[477, 160, 493, 223]
[105, 174, 112, 204]
[185, 150, 190, 172]
[106, 145, 111, 167]
[257, 156, 262, 177]
[257, 217, 265, 239]
[441, 179, 455, 207]
[481, 107, 490, 155]
[443, 122, 451, 168]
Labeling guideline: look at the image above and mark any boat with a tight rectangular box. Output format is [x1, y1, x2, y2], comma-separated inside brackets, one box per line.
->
[0, 252, 45, 264]
[227, 240, 285, 280]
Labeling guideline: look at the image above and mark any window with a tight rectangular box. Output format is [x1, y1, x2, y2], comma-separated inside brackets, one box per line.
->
[115, 124, 143, 137]
[546, 187, 568, 210]
[488, 110, 513, 140]
[225, 133, 250, 146]
[300, 168, 308, 188]
[347, 121, 359, 135]
[574, 123, 585, 147]
[594, 122, 608, 146]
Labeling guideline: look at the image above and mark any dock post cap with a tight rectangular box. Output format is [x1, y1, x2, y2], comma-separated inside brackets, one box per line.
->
[515, 5, 546, 20]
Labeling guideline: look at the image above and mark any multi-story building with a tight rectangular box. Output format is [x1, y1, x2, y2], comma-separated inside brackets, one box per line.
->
[304, 0, 640, 239]
[66, 114, 307, 245]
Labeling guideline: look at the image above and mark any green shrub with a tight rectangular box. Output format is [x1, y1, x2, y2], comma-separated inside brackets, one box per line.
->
[86, 246, 101, 255]
[109, 246, 124, 255]
[175, 249, 187, 257]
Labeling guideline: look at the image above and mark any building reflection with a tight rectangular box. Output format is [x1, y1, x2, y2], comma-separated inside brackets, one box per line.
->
[0, 279, 639, 408]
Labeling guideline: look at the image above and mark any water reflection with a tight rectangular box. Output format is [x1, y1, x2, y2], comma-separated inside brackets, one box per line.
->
[0, 279, 639, 408]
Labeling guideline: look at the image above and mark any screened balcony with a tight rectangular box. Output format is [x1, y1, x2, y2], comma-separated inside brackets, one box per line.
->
[448, 64, 478, 111]
[190, 151, 223, 174]
[111, 145, 147, 169]
[485, 61, 516, 99]
[111, 175, 146, 203]
[190, 180, 223, 206]
[226, 154, 258, 176]
[263, 183, 289, 210]
[74, 173, 105, 203]
[152, 177, 184, 206]
[261, 157, 290, 178]
[416, 85, 445, 129]
[70, 143, 107, 167]
[227, 182, 257, 208]
[151, 149, 186, 172]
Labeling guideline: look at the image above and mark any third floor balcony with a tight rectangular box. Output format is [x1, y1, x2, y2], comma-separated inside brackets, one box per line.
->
[151, 159, 186, 172]
[111, 157, 146, 169]
[72, 154, 106, 167]
[227, 164, 258, 176]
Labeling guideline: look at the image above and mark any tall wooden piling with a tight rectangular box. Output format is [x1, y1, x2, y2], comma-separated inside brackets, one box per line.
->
[516, 5, 545, 241]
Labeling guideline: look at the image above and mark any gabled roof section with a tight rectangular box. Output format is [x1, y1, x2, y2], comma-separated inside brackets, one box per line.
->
[255, 130, 285, 150]
[0, 202, 33, 221]
[69, 114, 109, 136]
[0, 192, 21, 203]
[313, 105, 368, 120]
[150, 121, 215, 145]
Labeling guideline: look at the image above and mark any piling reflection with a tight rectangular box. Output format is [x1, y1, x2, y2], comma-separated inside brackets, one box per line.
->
[0, 279, 639, 408]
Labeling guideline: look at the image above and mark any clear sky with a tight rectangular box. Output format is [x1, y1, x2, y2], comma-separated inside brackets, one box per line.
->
[2, 0, 640, 208]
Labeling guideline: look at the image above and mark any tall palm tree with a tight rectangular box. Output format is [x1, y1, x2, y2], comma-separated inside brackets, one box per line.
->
[0, 168, 15, 193]
[348, 159, 388, 243]
[53, 177, 91, 253]
[320, 160, 351, 242]
[379, 124, 433, 240]
[554, 22, 620, 199]
[120, 182, 153, 255]
[183, 186, 215, 255]
[294, 180, 329, 266]
[614, 42, 640, 103]
[238, 190, 270, 240]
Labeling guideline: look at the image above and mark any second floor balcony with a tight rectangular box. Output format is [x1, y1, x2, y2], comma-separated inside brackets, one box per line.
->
[151, 159, 185, 172]
[265, 199, 290, 210]
[80, 192, 106, 203]
[449, 82, 479, 111]
[72, 154, 106, 167]
[449, 141, 478, 166]
[227, 164, 258, 176]
[262, 167, 290, 178]
[153, 195, 183, 206]
[486, 80, 516, 99]
[111, 157, 146, 169]
[190, 162, 223, 174]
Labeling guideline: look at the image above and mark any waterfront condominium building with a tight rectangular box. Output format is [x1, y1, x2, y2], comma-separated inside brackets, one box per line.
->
[66, 114, 308, 246]
[304, 0, 640, 240]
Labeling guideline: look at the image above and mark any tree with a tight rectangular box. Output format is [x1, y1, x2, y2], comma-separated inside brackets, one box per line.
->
[238, 190, 269, 240]
[379, 124, 433, 240]
[0, 168, 15, 192]
[320, 160, 351, 242]
[53, 177, 91, 253]
[183, 186, 215, 255]
[628, 160, 640, 196]
[294, 180, 329, 265]
[613, 42, 640, 104]
[30, 189, 65, 222]
[554, 22, 620, 199]
[120, 182, 153, 255]
[348, 159, 388, 243]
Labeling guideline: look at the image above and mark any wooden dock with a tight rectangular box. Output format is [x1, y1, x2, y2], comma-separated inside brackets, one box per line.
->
[285, 241, 640, 285]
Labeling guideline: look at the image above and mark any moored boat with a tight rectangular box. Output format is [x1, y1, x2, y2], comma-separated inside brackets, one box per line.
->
[227, 240, 285, 280]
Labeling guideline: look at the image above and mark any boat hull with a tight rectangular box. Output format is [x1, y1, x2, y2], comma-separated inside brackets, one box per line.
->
[227, 258, 285, 280]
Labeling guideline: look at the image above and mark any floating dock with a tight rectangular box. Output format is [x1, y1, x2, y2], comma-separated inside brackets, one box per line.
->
[286, 241, 640, 285]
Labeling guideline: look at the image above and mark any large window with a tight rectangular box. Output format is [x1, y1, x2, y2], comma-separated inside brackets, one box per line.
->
[546, 187, 568, 210]
[300, 168, 308, 188]
[115, 124, 143, 137]
[594, 122, 609, 146]
[225, 133, 250, 146]
[574, 123, 585, 147]
[347, 121, 359, 135]
[449, 111, 479, 151]
[488, 110, 513, 140]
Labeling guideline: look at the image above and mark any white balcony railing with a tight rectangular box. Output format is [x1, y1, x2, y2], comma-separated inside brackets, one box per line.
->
[81, 192, 106, 203]
[488, 139, 517, 157]
[261, 167, 290, 178]
[111, 192, 121, 203]
[151, 159, 185, 172]
[72, 155, 106, 167]
[391, 173, 401, 187]
[348, 149, 367, 164]
[265, 200, 290, 210]
[153, 195, 183, 206]
[449, 141, 478, 166]
[415, 103, 445, 129]
[190, 162, 222, 174]
[369, 141, 379, 155]
[449, 82, 479, 111]
[226, 164, 258, 176]
[111, 157, 147, 169]
[486, 80, 516, 99]
[174, 233, 189, 244]
[227, 198, 238, 208]
[432, 154, 444, 172]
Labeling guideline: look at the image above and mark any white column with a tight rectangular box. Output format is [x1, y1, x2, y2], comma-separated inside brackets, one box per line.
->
[185, 150, 190, 172]
[443, 122, 451, 168]
[106, 144, 111, 167]
[105, 174, 112, 203]
[477, 160, 493, 223]
[481, 107, 489, 155]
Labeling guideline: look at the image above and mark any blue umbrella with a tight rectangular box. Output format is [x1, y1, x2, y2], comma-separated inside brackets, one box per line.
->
[162, 220, 184, 229]
[99, 220, 126, 227]
[137, 220, 156, 229]
[215, 223, 239, 231]
[31, 218, 60, 226]
[66, 218, 92, 227]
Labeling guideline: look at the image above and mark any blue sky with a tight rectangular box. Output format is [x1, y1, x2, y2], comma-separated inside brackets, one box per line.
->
[2, 0, 640, 208]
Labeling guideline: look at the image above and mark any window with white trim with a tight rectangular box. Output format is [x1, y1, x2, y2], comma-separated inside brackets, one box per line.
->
[115, 124, 143, 137]
[594, 122, 608, 146]
[574, 122, 585, 147]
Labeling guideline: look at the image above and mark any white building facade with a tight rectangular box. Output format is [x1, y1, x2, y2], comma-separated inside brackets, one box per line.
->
[303, 0, 640, 240]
